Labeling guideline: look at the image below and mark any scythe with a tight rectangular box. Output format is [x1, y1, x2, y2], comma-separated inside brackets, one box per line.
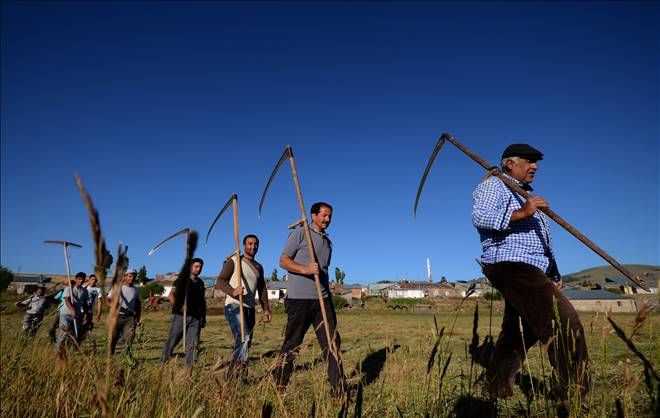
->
[44, 240, 82, 339]
[148, 228, 198, 352]
[259, 145, 342, 365]
[206, 193, 246, 342]
[414, 133, 648, 291]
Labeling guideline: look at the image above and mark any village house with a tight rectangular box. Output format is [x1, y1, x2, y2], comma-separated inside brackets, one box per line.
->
[603, 277, 653, 295]
[452, 278, 492, 298]
[8, 274, 54, 294]
[426, 281, 463, 298]
[563, 289, 636, 313]
[386, 281, 427, 299]
[266, 281, 287, 302]
[367, 283, 397, 297]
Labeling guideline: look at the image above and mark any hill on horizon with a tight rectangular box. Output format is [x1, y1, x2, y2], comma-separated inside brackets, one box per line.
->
[563, 264, 660, 287]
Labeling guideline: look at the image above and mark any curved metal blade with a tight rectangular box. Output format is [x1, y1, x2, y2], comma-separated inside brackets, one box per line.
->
[258, 146, 292, 218]
[44, 240, 82, 248]
[413, 135, 446, 218]
[148, 228, 190, 255]
[205, 194, 235, 244]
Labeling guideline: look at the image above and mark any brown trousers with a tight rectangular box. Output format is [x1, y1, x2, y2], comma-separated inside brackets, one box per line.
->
[484, 262, 589, 399]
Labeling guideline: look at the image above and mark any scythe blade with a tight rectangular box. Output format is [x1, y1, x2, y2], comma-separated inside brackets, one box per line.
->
[413, 135, 447, 218]
[148, 228, 191, 255]
[205, 194, 236, 244]
[258, 146, 292, 218]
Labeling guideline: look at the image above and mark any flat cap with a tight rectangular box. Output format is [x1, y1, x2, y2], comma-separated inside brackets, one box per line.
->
[501, 143, 543, 161]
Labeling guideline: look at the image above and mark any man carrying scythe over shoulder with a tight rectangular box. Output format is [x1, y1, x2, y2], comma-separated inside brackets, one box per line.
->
[472, 143, 589, 401]
[215, 234, 272, 381]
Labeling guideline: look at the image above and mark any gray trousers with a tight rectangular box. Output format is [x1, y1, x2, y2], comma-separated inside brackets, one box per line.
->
[110, 315, 137, 355]
[160, 314, 201, 368]
[53, 314, 82, 352]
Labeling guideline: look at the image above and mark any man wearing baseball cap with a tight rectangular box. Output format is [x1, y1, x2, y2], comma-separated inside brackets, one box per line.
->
[472, 144, 589, 402]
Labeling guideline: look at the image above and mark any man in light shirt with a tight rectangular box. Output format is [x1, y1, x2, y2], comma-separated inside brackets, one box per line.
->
[107, 268, 141, 355]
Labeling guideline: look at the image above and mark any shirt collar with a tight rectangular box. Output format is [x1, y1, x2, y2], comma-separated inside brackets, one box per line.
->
[309, 223, 329, 237]
[502, 172, 534, 192]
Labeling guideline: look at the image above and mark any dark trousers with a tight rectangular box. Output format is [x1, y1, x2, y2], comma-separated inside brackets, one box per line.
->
[273, 298, 345, 395]
[484, 262, 589, 399]
[110, 315, 136, 355]
[160, 313, 201, 368]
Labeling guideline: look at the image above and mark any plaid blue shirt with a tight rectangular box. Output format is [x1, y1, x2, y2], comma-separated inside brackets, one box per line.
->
[472, 173, 558, 277]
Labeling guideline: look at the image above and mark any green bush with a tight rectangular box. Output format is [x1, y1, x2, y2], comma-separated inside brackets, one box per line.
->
[483, 291, 502, 301]
[387, 298, 422, 306]
[139, 282, 165, 299]
[332, 295, 348, 310]
[0, 265, 13, 292]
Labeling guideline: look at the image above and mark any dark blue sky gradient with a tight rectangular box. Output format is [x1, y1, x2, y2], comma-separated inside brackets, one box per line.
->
[2, 2, 658, 282]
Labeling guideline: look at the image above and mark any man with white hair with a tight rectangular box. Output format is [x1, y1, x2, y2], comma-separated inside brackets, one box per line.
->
[472, 143, 589, 401]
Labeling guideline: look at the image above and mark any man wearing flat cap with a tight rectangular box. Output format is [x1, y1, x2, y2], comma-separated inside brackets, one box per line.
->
[472, 144, 589, 401]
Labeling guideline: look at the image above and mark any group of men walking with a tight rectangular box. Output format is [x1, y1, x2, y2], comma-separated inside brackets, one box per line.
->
[14, 268, 141, 357]
[14, 142, 590, 405]
[158, 201, 344, 398]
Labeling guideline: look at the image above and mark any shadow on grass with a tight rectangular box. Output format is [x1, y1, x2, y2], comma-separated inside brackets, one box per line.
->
[294, 357, 323, 371]
[350, 344, 401, 386]
[451, 395, 497, 418]
[515, 372, 549, 401]
[258, 349, 279, 360]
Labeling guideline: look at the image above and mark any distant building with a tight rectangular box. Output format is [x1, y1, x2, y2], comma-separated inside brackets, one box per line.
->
[426, 282, 464, 298]
[337, 283, 366, 300]
[387, 282, 427, 299]
[604, 277, 652, 295]
[367, 283, 397, 297]
[452, 278, 492, 298]
[155, 276, 216, 298]
[563, 289, 636, 313]
[8, 274, 53, 295]
[266, 281, 288, 301]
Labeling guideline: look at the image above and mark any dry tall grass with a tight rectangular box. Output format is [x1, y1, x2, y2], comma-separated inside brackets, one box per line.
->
[1, 298, 658, 418]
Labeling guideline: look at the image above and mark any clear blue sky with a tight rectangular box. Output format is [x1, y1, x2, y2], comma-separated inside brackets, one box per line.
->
[2, 2, 658, 283]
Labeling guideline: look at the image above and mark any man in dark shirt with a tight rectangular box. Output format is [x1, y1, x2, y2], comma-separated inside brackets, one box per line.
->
[160, 257, 206, 369]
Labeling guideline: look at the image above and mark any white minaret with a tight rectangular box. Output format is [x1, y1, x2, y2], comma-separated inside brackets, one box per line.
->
[427, 257, 432, 283]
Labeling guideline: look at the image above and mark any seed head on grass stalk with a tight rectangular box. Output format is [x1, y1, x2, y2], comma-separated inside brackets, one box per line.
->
[76, 175, 129, 416]
[75, 175, 111, 307]
[607, 313, 660, 410]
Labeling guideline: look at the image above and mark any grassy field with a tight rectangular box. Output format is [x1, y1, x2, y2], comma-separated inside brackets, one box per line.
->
[1, 295, 658, 418]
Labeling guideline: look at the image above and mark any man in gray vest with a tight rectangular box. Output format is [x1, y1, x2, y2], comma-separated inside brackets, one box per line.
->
[215, 234, 271, 380]
[15, 285, 49, 337]
[108, 268, 141, 355]
[272, 202, 345, 399]
[54, 271, 90, 355]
